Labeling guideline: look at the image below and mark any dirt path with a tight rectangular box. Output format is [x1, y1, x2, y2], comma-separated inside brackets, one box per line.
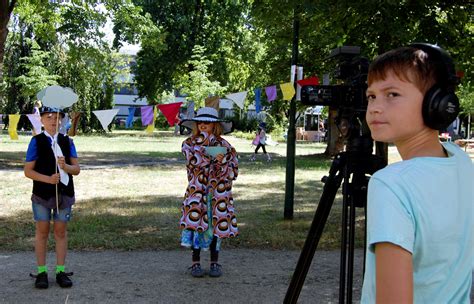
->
[1, 249, 364, 303]
[2, 249, 473, 303]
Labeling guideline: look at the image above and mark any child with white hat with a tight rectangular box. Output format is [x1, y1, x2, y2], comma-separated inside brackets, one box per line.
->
[179, 107, 239, 278]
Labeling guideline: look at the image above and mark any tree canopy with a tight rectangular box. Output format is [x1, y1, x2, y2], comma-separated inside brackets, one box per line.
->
[0, 0, 472, 133]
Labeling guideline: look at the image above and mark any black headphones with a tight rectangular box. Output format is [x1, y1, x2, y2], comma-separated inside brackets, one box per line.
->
[409, 43, 460, 130]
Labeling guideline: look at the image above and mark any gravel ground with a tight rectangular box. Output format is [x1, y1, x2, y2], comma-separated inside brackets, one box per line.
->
[1, 249, 365, 304]
[2, 249, 472, 304]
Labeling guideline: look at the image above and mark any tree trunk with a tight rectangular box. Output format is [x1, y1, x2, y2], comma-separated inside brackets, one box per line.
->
[0, 0, 16, 100]
[324, 108, 344, 156]
[0, 9, 9, 84]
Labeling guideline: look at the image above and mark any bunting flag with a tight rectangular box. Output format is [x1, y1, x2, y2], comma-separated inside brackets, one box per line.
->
[68, 112, 81, 137]
[205, 96, 220, 110]
[126, 107, 136, 128]
[145, 106, 158, 134]
[26, 114, 42, 135]
[254, 88, 261, 114]
[186, 101, 195, 119]
[226, 91, 247, 109]
[158, 102, 183, 127]
[296, 76, 319, 86]
[93, 109, 120, 132]
[8, 114, 20, 140]
[141, 106, 154, 126]
[280, 82, 295, 101]
[1, 73, 326, 137]
[265, 85, 277, 102]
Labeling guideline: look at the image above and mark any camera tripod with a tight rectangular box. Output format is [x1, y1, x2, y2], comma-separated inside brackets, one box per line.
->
[284, 141, 386, 303]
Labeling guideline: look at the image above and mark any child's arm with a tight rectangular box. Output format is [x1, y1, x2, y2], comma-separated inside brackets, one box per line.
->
[182, 138, 210, 169]
[57, 157, 80, 175]
[375, 242, 413, 303]
[24, 161, 60, 184]
[215, 153, 225, 163]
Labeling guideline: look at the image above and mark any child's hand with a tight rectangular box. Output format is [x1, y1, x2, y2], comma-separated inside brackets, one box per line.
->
[215, 153, 225, 163]
[57, 156, 66, 169]
[49, 173, 60, 184]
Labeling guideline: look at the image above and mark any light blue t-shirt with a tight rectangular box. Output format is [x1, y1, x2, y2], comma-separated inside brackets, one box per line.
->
[361, 143, 473, 303]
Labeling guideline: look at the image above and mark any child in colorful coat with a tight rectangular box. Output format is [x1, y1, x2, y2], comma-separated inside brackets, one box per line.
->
[179, 107, 239, 278]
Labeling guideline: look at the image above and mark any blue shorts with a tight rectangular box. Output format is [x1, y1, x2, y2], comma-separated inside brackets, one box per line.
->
[32, 203, 72, 222]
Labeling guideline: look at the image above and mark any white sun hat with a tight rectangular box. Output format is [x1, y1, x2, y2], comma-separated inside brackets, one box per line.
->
[180, 107, 233, 134]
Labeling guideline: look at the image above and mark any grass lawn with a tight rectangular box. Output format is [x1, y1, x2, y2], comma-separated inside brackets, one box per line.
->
[0, 130, 398, 252]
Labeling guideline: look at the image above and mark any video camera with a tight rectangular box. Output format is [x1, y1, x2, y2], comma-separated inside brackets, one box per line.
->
[301, 46, 369, 110]
[300, 46, 372, 152]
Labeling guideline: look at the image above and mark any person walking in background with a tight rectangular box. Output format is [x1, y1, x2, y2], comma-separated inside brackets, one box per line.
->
[250, 122, 271, 162]
[31, 100, 43, 135]
[24, 106, 80, 289]
[173, 113, 179, 135]
[179, 107, 239, 278]
[361, 44, 472, 302]
[32, 100, 42, 115]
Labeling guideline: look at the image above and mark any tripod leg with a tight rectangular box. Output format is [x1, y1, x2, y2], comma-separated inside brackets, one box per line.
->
[346, 194, 356, 304]
[339, 174, 349, 304]
[284, 154, 346, 304]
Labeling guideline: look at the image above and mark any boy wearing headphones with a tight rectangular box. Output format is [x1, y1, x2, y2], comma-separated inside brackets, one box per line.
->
[361, 44, 473, 302]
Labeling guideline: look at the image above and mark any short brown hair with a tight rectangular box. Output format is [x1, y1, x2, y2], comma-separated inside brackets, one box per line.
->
[191, 122, 223, 137]
[368, 47, 437, 95]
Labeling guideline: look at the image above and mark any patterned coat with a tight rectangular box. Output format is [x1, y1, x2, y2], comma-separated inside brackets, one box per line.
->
[180, 132, 239, 238]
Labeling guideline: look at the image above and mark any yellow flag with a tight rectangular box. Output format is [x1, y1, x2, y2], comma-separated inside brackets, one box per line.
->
[8, 114, 21, 140]
[146, 106, 158, 134]
[280, 82, 295, 101]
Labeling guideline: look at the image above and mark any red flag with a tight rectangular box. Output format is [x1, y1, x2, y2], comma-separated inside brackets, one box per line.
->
[297, 76, 319, 86]
[157, 102, 183, 126]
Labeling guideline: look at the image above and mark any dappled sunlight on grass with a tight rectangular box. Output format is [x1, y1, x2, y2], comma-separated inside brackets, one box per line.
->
[1, 131, 370, 251]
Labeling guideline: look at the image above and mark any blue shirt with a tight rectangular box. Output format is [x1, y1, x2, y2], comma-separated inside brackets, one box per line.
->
[25, 134, 78, 162]
[361, 143, 473, 303]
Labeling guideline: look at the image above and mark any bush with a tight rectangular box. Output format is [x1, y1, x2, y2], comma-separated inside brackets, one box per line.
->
[229, 115, 258, 132]
[231, 114, 285, 132]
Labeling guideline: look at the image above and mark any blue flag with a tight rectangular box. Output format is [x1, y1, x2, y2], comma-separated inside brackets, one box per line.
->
[126, 107, 136, 128]
[254, 88, 261, 113]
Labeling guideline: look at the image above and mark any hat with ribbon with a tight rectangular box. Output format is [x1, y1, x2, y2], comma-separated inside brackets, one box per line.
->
[39, 106, 66, 118]
[180, 107, 233, 134]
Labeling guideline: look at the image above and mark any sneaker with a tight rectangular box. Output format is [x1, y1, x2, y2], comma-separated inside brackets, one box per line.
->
[33, 272, 49, 289]
[188, 263, 204, 278]
[56, 272, 73, 288]
[209, 263, 222, 278]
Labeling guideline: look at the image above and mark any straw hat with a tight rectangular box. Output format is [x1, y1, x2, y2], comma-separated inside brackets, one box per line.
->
[180, 107, 233, 134]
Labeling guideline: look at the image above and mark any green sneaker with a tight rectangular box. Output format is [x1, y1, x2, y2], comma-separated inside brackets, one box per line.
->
[209, 263, 222, 277]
